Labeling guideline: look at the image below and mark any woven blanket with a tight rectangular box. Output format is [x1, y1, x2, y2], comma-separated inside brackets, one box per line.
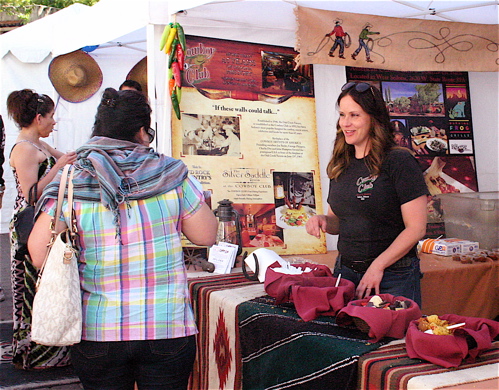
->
[239, 295, 387, 390]
[188, 273, 263, 390]
[358, 340, 499, 390]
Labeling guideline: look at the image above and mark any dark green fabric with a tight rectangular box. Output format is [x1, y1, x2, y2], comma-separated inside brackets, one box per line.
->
[239, 296, 387, 390]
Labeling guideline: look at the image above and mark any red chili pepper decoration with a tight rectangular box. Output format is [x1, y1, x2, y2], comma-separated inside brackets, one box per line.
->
[176, 43, 184, 69]
[168, 78, 175, 96]
[172, 61, 182, 88]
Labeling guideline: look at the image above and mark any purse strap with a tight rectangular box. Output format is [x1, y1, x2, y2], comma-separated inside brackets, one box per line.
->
[37, 165, 76, 281]
[51, 164, 74, 235]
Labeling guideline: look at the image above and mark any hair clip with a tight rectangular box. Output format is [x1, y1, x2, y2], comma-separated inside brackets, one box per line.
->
[102, 98, 116, 108]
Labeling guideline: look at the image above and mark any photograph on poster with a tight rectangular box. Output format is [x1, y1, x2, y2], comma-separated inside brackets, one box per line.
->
[407, 117, 448, 156]
[180, 113, 241, 157]
[382, 82, 444, 116]
[261, 51, 313, 94]
[419, 156, 478, 196]
[272, 171, 317, 229]
[232, 203, 285, 248]
[445, 84, 470, 120]
[391, 119, 410, 148]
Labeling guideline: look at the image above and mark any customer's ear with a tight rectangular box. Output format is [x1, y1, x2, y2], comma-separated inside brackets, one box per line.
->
[137, 127, 149, 146]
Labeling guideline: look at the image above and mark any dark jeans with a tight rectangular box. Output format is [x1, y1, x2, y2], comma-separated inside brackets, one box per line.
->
[334, 255, 423, 308]
[70, 336, 196, 390]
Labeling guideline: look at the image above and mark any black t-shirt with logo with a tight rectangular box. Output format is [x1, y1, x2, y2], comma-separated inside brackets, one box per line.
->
[327, 148, 428, 263]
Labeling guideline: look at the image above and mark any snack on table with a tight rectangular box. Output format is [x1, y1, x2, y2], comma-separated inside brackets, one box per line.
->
[417, 315, 455, 335]
[449, 250, 498, 263]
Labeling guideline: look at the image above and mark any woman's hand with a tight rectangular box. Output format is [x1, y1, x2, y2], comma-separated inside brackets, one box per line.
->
[305, 215, 327, 238]
[54, 151, 77, 168]
[355, 262, 384, 299]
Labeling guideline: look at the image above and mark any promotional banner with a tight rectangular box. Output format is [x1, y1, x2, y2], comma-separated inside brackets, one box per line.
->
[346, 68, 478, 237]
[296, 6, 498, 72]
[172, 36, 326, 255]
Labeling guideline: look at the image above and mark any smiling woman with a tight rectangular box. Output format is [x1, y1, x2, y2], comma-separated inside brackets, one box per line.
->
[306, 81, 429, 308]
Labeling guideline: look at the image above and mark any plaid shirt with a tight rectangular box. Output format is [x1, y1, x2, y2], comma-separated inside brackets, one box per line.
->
[41, 175, 203, 341]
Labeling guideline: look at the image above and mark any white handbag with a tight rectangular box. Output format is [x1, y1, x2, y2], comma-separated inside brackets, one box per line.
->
[31, 164, 82, 346]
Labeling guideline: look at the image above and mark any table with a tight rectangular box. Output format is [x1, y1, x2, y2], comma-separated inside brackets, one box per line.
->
[358, 340, 499, 390]
[285, 251, 499, 319]
[186, 258, 499, 390]
[187, 273, 387, 390]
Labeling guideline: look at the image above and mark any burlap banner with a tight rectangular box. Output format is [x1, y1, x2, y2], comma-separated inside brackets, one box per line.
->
[295, 6, 498, 72]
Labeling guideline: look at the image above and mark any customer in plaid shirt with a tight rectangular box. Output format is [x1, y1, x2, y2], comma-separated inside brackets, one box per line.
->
[29, 88, 218, 390]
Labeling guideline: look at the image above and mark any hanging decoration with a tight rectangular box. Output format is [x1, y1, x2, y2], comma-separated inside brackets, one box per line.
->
[295, 6, 498, 72]
[160, 21, 186, 120]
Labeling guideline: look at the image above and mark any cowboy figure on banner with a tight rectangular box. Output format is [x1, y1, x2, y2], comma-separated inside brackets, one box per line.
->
[326, 19, 349, 59]
[351, 23, 380, 63]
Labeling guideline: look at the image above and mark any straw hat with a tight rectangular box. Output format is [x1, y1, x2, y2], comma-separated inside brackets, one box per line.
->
[49, 50, 103, 103]
[127, 57, 147, 94]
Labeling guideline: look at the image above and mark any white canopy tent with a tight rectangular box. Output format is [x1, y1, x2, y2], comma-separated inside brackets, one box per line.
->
[1, 0, 497, 242]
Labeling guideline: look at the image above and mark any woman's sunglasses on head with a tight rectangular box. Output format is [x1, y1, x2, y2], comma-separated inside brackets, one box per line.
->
[341, 82, 373, 93]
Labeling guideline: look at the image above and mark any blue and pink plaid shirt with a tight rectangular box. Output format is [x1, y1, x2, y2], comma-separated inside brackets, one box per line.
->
[41, 175, 203, 341]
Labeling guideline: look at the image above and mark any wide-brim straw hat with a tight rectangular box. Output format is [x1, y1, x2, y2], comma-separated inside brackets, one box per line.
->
[127, 57, 147, 94]
[49, 50, 103, 103]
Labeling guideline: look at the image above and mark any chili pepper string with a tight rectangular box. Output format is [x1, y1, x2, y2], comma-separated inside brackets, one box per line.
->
[160, 20, 185, 120]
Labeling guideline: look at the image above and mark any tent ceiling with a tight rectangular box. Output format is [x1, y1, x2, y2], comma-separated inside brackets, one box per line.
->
[153, 0, 498, 48]
[1, 0, 497, 64]
[163, 0, 499, 25]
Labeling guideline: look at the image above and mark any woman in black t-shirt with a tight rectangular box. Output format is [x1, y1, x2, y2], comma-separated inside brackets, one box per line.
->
[306, 82, 428, 307]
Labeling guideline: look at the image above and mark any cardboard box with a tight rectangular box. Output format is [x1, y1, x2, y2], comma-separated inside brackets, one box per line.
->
[420, 238, 461, 256]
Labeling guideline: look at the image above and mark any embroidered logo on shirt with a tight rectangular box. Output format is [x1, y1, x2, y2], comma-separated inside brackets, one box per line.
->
[356, 175, 377, 200]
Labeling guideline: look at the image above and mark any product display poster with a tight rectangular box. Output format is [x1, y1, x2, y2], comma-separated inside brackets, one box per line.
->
[346, 68, 478, 238]
[172, 36, 326, 255]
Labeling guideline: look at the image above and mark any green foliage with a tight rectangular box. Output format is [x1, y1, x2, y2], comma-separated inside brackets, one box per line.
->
[415, 83, 442, 106]
[1, 0, 98, 22]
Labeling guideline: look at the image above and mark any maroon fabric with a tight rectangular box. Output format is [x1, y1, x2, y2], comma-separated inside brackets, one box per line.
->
[336, 294, 422, 342]
[405, 314, 499, 368]
[263, 262, 355, 321]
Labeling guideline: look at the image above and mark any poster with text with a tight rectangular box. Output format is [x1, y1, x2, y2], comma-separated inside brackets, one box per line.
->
[346, 68, 478, 238]
[172, 36, 326, 255]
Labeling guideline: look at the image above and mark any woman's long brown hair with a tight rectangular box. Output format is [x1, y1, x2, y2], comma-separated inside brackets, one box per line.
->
[327, 83, 397, 180]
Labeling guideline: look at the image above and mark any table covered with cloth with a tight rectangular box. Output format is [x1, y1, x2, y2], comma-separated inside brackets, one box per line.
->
[187, 272, 388, 390]
[290, 251, 499, 319]
[357, 340, 499, 390]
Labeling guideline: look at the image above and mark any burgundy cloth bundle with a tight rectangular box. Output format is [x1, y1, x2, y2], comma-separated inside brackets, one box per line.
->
[263, 261, 355, 321]
[336, 294, 422, 342]
[405, 314, 499, 368]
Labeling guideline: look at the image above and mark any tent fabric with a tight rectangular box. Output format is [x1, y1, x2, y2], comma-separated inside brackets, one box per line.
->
[0, 4, 90, 63]
[0, 0, 148, 63]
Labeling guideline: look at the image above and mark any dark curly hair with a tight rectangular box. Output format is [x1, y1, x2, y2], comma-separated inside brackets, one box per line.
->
[7, 89, 54, 128]
[92, 88, 152, 142]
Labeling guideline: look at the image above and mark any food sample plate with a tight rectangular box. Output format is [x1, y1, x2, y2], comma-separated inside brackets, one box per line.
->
[426, 138, 448, 152]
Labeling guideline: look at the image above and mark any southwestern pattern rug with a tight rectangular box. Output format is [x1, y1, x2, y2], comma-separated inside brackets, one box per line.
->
[358, 340, 499, 390]
[188, 272, 389, 390]
[188, 273, 263, 390]
[238, 295, 388, 390]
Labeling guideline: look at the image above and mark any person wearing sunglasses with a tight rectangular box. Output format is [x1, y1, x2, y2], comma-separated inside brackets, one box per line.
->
[306, 82, 428, 308]
[29, 88, 218, 389]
